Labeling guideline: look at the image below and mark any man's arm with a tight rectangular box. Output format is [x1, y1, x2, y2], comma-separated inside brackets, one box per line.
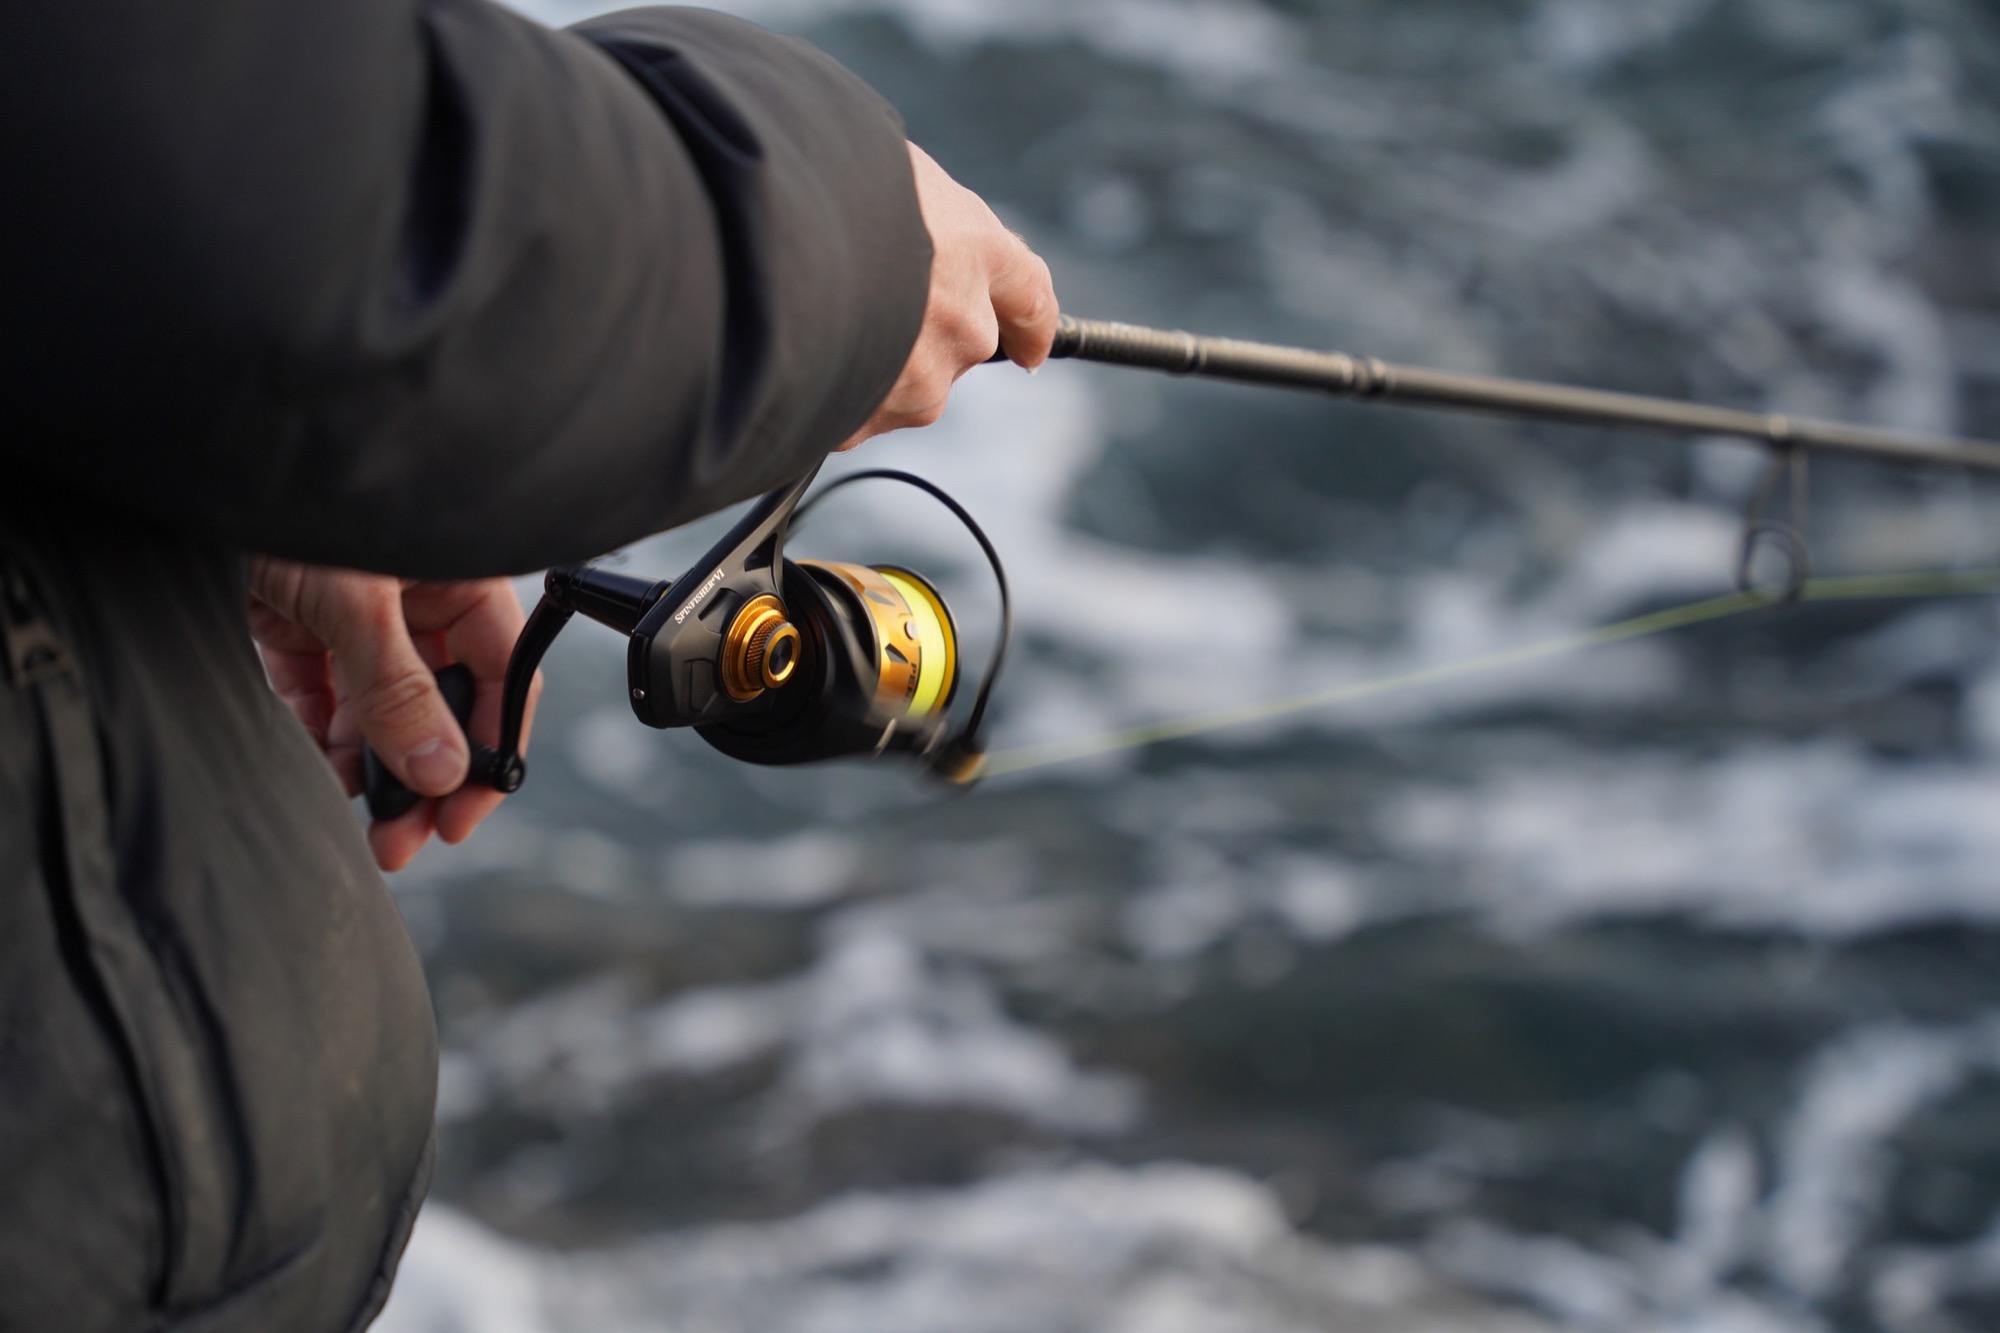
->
[0, 2, 955, 575]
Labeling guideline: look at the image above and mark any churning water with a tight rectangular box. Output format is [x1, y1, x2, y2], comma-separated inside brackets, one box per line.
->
[378, 2, 2000, 1329]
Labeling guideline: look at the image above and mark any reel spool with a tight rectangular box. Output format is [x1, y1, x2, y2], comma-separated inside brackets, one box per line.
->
[812, 562, 961, 723]
[695, 558, 961, 761]
[361, 464, 1007, 820]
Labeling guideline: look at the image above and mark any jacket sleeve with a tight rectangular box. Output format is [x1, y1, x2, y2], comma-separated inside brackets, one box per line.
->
[0, 2, 932, 577]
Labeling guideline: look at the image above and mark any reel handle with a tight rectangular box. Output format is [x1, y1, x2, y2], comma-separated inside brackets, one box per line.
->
[360, 662, 524, 822]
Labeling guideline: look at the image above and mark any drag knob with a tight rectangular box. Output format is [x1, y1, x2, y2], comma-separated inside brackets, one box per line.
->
[722, 594, 801, 700]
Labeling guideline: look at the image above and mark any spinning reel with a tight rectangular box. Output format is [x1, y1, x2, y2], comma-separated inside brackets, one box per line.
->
[362, 464, 1009, 821]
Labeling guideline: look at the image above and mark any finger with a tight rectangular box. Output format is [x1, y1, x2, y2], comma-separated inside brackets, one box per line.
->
[325, 740, 365, 799]
[324, 689, 369, 800]
[840, 304, 1002, 450]
[319, 583, 468, 797]
[410, 628, 451, 672]
[247, 598, 330, 656]
[435, 788, 501, 847]
[835, 357, 945, 449]
[863, 339, 968, 441]
[404, 579, 525, 686]
[260, 645, 340, 754]
[437, 668, 543, 845]
[411, 580, 532, 845]
[368, 799, 438, 873]
[991, 244, 1059, 368]
[247, 556, 309, 627]
[249, 557, 355, 783]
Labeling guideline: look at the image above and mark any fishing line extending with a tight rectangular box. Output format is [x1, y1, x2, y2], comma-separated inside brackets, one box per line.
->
[975, 568, 2000, 780]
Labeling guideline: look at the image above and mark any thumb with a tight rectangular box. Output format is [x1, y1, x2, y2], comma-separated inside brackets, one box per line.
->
[329, 598, 468, 798]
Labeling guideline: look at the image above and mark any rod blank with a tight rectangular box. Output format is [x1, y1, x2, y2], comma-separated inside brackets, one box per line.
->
[1047, 316, 2000, 474]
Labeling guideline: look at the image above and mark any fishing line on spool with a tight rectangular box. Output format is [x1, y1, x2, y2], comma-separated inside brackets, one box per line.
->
[973, 567, 2000, 780]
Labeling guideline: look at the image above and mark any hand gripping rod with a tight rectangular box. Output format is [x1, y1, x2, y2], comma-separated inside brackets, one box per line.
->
[1043, 316, 2000, 475]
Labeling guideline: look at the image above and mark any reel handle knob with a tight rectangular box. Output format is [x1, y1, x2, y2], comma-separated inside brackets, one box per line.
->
[361, 663, 523, 822]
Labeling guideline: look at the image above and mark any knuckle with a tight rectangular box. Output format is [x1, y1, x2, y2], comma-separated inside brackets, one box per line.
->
[251, 560, 309, 621]
[1027, 258, 1057, 312]
[898, 364, 948, 406]
[353, 665, 437, 730]
[1001, 252, 1055, 310]
[972, 312, 1002, 357]
[913, 364, 955, 402]
[1016, 286, 1050, 326]
[314, 576, 398, 645]
[488, 577, 527, 618]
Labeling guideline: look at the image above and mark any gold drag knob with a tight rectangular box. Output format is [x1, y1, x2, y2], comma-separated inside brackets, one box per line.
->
[721, 595, 801, 700]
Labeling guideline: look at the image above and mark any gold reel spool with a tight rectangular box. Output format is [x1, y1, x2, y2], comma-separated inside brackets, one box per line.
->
[798, 561, 958, 720]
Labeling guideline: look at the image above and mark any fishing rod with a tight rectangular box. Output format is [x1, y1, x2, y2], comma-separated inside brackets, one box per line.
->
[1039, 315, 2000, 474]
[362, 313, 2000, 810]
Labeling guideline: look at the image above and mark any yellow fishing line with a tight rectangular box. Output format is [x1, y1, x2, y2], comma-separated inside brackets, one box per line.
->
[975, 568, 2000, 781]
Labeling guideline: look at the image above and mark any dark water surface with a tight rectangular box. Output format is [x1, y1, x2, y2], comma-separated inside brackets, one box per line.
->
[378, 2, 2000, 1329]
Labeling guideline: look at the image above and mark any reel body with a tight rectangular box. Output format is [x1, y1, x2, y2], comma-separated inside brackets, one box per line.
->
[361, 464, 1004, 820]
[693, 558, 961, 767]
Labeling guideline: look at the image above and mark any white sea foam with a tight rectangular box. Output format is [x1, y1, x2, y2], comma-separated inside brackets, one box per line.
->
[389, 1008, 2000, 1333]
[773, 921, 1140, 1135]
[1421, 1015, 2000, 1329]
[1528, 0, 1718, 75]
[439, 906, 1138, 1134]
[372, 1206, 554, 1333]
[1871, 1214, 2000, 1328]
[1380, 740, 2000, 938]
[1667, 1127, 1760, 1299]
[380, 1162, 1554, 1333]
[566, 706, 660, 793]
[1116, 839, 1376, 959]
[670, 830, 867, 909]
[1764, 1023, 1979, 1300]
